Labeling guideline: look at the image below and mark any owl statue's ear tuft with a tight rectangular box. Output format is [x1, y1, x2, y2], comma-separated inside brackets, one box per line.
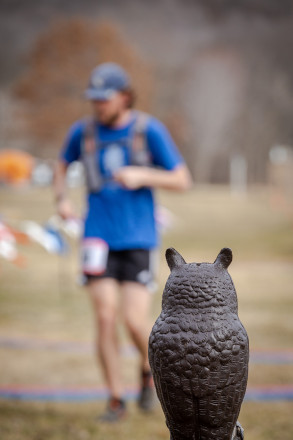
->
[214, 248, 233, 269]
[166, 248, 186, 271]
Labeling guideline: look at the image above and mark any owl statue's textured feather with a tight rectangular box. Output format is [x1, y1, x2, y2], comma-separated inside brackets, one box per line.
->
[149, 248, 249, 440]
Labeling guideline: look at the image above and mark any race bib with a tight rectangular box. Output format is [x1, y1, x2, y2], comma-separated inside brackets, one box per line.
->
[81, 238, 109, 275]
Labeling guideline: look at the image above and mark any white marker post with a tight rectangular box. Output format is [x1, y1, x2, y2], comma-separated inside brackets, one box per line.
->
[230, 154, 247, 196]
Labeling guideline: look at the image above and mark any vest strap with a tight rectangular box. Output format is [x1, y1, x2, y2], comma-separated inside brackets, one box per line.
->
[131, 111, 151, 166]
[82, 111, 151, 193]
[82, 117, 102, 192]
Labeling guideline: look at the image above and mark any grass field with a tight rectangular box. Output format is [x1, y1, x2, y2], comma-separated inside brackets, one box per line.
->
[0, 185, 293, 439]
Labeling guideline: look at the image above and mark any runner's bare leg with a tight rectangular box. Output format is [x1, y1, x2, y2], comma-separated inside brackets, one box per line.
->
[120, 281, 152, 371]
[87, 278, 123, 398]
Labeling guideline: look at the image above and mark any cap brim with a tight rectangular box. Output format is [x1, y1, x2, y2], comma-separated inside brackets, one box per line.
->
[84, 88, 117, 101]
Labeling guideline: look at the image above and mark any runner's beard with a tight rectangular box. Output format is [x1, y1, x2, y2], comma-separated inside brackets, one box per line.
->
[98, 110, 121, 127]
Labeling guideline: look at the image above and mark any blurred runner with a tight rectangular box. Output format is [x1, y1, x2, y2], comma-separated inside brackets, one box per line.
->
[54, 62, 192, 422]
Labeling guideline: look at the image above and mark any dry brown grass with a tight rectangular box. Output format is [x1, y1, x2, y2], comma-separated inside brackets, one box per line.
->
[0, 185, 293, 439]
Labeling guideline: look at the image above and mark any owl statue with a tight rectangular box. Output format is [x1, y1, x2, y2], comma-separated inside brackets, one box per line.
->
[149, 248, 249, 440]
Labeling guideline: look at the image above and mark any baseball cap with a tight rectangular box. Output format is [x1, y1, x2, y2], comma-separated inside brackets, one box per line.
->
[85, 63, 131, 100]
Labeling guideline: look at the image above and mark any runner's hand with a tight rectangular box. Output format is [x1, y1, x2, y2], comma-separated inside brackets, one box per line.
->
[114, 166, 150, 190]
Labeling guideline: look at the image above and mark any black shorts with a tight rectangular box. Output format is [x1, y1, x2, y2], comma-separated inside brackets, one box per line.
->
[85, 248, 156, 288]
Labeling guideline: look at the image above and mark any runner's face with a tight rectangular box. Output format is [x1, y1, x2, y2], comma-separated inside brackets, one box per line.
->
[91, 92, 127, 126]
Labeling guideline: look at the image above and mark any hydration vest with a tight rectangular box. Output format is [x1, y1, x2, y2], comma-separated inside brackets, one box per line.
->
[82, 111, 151, 193]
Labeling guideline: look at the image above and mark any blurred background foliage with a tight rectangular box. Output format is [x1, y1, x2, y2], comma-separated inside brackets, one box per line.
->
[1, 0, 293, 185]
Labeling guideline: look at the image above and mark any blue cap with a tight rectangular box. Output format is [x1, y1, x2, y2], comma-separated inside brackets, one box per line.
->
[85, 63, 131, 100]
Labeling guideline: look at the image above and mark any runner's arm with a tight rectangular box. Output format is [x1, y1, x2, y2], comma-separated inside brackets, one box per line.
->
[114, 164, 192, 191]
[53, 160, 76, 219]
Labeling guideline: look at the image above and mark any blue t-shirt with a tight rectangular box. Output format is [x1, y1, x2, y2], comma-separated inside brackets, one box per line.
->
[60, 112, 183, 250]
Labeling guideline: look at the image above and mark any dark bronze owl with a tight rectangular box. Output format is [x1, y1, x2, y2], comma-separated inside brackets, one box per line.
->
[149, 248, 249, 440]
